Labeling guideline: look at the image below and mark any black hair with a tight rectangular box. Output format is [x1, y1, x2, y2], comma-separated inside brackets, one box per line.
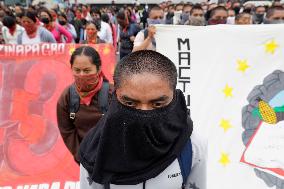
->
[114, 50, 177, 90]
[81, 18, 87, 26]
[101, 13, 110, 23]
[190, 4, 203, 15]
[149, 5, 163, 14]
[255, 5, 266, 12]
[22, 10, 37, 23]
[90, 7, 101, 17]
[175, 3, 184, 9]
[28, 5, 36, 11]
[183, 3, 193, 11]
[70, 46, 101, 71]
[38, 8, 53, 21]
[76, 8, 82, 13]
[235, 12, 251, 21]
[86, 20, 101, 31]
[58, 12, 67, 21]
[2, 15, 16, 28]
[209, 6, 228, 19]
[266, 6, 284, 19]
[16, 12, 24, 18]
[116, 9, 126, 20]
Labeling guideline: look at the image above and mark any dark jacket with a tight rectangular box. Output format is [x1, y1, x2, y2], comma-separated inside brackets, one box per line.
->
[56, 85, 112, 163]
[119, 23, 141, 55]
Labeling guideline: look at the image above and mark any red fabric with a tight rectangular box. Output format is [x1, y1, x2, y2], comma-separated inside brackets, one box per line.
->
[74, 72, 104, 106]
[0, 43, 115, 187]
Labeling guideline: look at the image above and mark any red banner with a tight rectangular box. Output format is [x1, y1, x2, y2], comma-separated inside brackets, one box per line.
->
[0, 44, 116, 188]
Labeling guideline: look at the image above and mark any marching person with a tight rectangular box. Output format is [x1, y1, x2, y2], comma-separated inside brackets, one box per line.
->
[79, 50, 207, 189]
[57, 46, 111, 164]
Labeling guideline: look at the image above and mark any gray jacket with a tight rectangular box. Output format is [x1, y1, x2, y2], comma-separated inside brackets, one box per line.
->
[17, 26, 56, 44]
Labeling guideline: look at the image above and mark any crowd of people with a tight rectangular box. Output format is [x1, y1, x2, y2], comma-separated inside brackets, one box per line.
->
[0, 1, 284, 57]
[1, 1, 284, 188]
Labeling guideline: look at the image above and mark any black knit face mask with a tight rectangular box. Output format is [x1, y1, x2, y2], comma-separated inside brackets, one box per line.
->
[80, 89, 193, 185]
[107, 90, 187, 160]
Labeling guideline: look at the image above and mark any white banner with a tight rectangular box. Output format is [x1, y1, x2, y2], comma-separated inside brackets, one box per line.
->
[156, 24, 284, 189]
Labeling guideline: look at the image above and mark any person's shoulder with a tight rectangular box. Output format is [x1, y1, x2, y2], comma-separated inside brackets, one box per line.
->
[136, 29, 144, 36]
[80, 40, 88, 44]
[133, 30, 145, 45]
[16, 24, 24, 31]
[56, 23, 67, 31]
[97, 37, 105, 43]
[38, 26, 51, 34]
[57, 85, 72, 107]
[1, 25, 7, 31]
[100, 21, 108, 27]
[69, 23, 76, 29]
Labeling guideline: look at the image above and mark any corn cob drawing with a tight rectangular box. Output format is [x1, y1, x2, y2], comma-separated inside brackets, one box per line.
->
[252, 98, 284, 124]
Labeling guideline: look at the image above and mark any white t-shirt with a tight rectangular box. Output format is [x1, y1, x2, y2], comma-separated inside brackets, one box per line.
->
[98, 21, 113, 44]
[80, 129, 207, 189]
[2, 24, 24, 44]
[21, 29, 41, 45]
[133, 30, 156, 51]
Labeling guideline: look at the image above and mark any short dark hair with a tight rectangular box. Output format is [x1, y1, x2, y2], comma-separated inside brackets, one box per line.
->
[266, 6, 284, 19]
[175, 3, 184, 9]
[235, 12, 251, 21]
[209, 6, 228, 19]
[2, 16, 16, 28]
[101, 13, 110, 23]
[149, 5, 162, 13]
[255, 5, 266, 11]
[70, 46, 101, 70]
[90, 7, 101, 17]
[190, 4, 203, 15]
[114, 50, 177, 90]
[183, 4, 193, 11]
[22, 10, 37, 23]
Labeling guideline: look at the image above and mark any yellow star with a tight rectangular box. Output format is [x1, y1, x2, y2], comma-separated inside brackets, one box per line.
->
[220, 119, 233, 132]
[222, 84, 233, 98]
[103, 47, 111, 55]
[219, 152, 230, 166]
[237, 59, 250, 73]
[69, 45, 76, 55]
[264, 39, 279, 54]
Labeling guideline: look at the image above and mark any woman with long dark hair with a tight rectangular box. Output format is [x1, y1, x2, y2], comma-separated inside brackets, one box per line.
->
[57, 46, 111, 164]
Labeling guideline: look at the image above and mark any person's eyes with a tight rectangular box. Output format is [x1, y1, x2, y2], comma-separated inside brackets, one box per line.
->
[152, 102, 166, 108]
[73, 69, 80, 74]
[84, 69, 91, 74]
[123, 101, 136, 107]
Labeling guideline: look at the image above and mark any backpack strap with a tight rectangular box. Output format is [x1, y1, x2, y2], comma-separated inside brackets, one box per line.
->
[178, 139, 193, 189]
[69, 81, 110, 120]
[95, 80, 110, 114]
[69, 84, 81, 120]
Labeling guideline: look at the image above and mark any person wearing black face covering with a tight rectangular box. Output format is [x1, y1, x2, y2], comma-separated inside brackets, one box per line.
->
[252, 6, 266, 24]
[231, 2, 241, 15]
[38, 8, 72, 43]
[58, 12, 77, 42]
[79, 50, 207, 189]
